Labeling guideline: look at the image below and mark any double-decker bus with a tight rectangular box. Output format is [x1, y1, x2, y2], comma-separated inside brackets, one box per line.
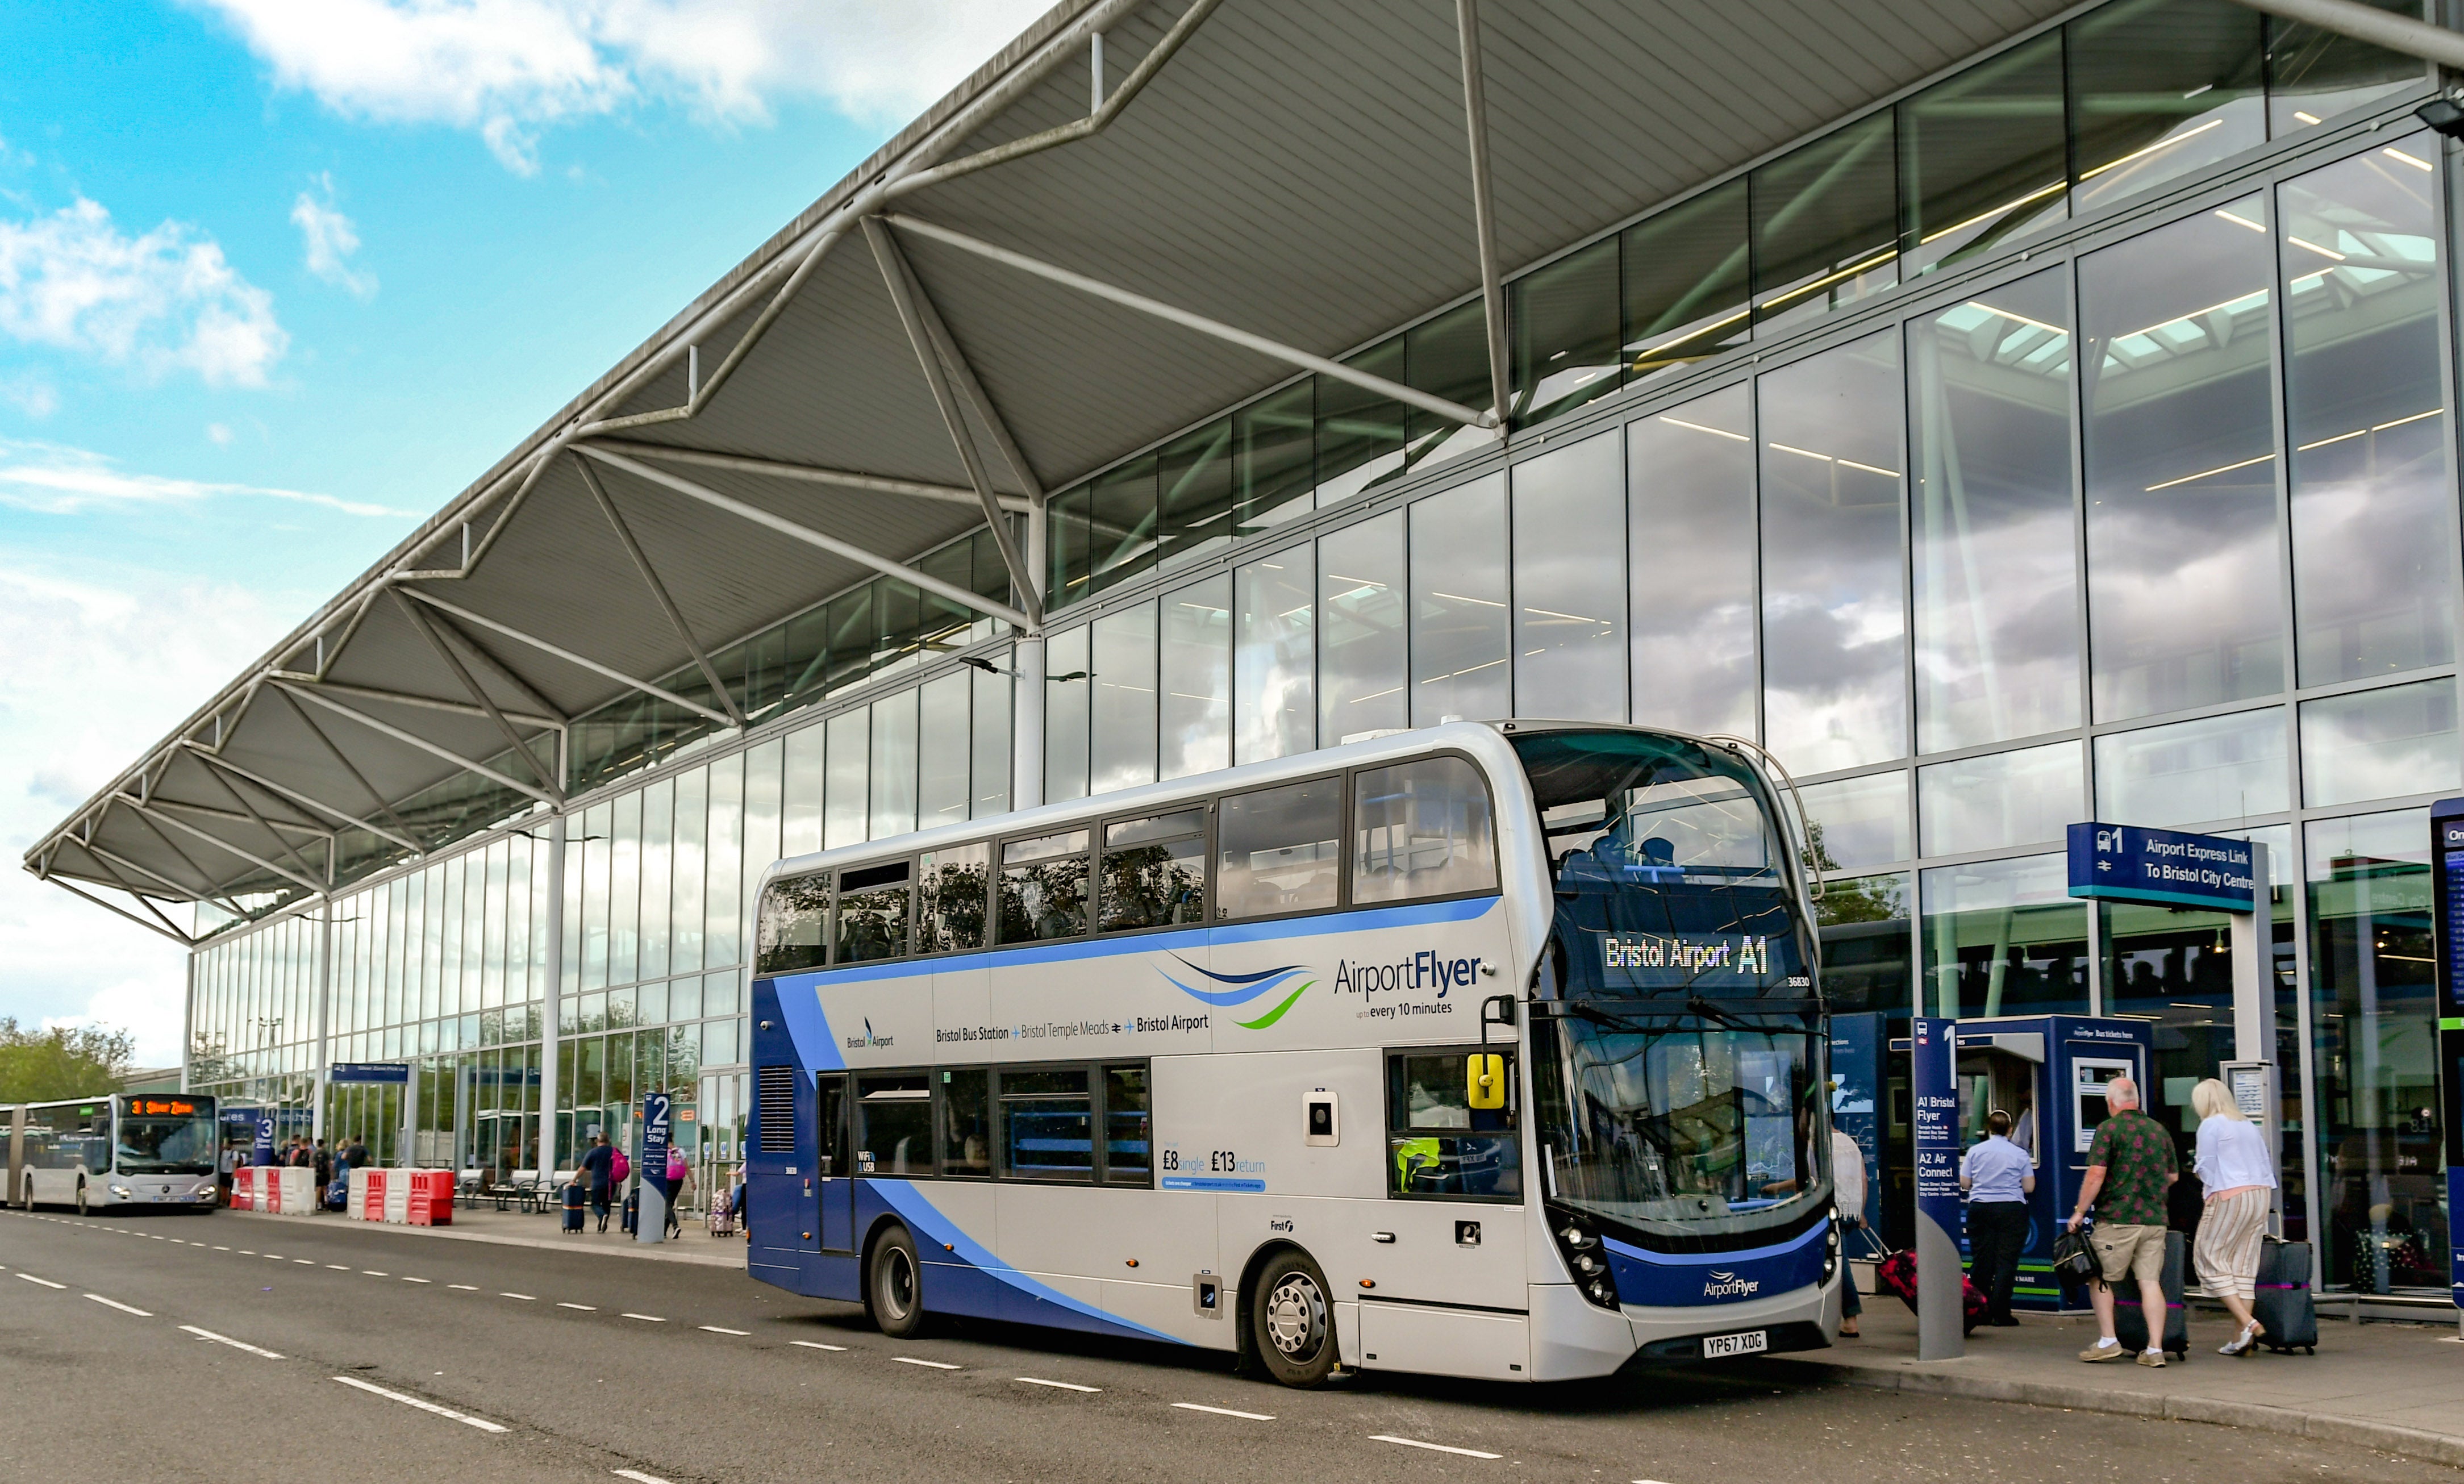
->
[745, 722, 1840, 1385]
[7, 1093, 221, 1215]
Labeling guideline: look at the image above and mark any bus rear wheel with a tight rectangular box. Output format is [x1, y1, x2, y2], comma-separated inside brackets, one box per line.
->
[867, 1224, 926, 1339]
[1250, 1249, 1337, 1389]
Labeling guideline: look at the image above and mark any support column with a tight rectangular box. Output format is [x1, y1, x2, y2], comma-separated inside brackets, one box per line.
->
[311, 900, 332, 1145]
[180, 951, 196, 1095]
[539, 812, 566, 1179]
[1014, 503, 1047, 810]
[2229, 851, 2274, 1062]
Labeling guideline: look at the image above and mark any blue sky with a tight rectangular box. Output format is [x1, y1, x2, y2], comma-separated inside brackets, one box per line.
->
[0, 0, 1046, 1061]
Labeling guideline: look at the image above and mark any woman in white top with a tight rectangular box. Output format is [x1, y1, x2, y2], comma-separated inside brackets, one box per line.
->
[1830, 1128, 1869, 1337]
[2190, 1078, 2277, 1356]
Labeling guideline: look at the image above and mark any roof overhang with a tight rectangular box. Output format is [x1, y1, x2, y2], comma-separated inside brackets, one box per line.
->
[41, 0, 2266, 937]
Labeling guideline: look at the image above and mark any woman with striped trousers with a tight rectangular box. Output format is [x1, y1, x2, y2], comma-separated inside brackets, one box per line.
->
[2190, 1078, 2278, 1356]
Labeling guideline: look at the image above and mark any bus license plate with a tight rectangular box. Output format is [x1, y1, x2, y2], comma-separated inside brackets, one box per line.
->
[1702, 1330, 1766, 1358]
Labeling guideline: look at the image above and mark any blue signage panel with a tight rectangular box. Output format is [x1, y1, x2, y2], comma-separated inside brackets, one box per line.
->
[640, 1092, 672, 1173]
[2426, 800, 2464, 1311]
[1827, 1012, 1884, 1233]
[1911, 1017, 1964, 1357]
[328, 1062, 411, 1085]
[252, 1115, 276, 1166]
[2067, 822, 2256, 911]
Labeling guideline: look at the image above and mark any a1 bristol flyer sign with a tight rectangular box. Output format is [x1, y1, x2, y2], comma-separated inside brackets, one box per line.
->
[2067, 821, 2257, 912]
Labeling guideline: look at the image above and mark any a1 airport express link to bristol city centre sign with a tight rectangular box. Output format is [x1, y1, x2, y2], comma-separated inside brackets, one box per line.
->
[2066, 822, 2258, 912]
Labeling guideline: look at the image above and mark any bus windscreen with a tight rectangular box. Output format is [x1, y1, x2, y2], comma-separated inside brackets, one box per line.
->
[114, 1096, 217, 1175]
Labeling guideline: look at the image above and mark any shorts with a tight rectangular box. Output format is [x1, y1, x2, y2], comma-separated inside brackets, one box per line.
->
[2090, 1222, 2167, 1286]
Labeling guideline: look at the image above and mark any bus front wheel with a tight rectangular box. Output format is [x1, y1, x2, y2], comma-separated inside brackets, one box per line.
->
[866, 1224, 926, 1339]
[1250, 1249, 1337, 1389]
[75, 1181, 89, 1218]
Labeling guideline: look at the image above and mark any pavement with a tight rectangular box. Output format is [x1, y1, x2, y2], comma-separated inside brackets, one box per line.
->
[7, 1206, 2458, 1484]
[1771, 1270, 2464, 1469]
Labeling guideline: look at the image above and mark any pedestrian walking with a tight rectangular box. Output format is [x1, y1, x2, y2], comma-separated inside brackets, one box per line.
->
[580, 1133, 615, 1233]
[2190, 1078, 2277, 1356]
[664, 1147, 693, 1239]
[1830, 1124, 1868, 1337]
[312, 1140, 331, 1189]
[2066, 1076, 2179, 1366]
[1961, 1109, 2035, 1326]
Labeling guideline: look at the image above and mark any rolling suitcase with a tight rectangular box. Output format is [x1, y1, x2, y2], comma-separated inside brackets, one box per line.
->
[620, 1187, 639, 1235]
[1871, 1243, 1988, 1333]
[2111, 1229, 2190, 1361]
[2250, 1236, 2318, 1354]
[561, 1181, 586, 1233]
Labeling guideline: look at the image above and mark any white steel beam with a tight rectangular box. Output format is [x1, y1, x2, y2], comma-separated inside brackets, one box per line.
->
[1454, 0, 1511, 438]
[276, 681, 560, 808]
[581, 439, 1028, 514]
[574, 443, 1034, 630]
[266, 674, 563, 732]
[2227, 0, 2464, 69]
[269, 685, 423, 847]
[572, 455, 748, 728]
[119, 793, 327, 897]
[864, 215, 1043, 628]
[394, 586, 736, 729]
[391, 588, 565, 802]
[41, 877, 198, 948]
[882, 214, 1497, 430]
[183, 744, 424, 856]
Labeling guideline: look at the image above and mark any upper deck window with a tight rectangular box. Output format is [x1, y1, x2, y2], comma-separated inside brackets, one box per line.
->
[755, 875, 831, 976]
[1000, 829, 1090, 943]
[1350, 756, 1498, 904]
[1100, 810, 1207, 932]
[1216, 778, 1342, 919]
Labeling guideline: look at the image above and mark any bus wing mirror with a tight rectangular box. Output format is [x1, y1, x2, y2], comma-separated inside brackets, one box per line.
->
[1466, 1053, 1506, 1111]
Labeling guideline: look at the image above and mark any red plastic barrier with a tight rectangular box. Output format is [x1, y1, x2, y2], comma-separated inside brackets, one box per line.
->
[406, 1170, 453, 1225]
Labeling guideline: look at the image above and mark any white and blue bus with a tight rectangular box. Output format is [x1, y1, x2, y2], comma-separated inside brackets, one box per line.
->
[744, 721, 1841, 1386]
[8, 1093, 222, 1215]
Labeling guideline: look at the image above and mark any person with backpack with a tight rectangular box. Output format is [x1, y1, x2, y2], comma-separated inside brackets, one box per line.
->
[2190, 1078, 2278, 1356]
[579, 1134, 615, 1233]
[2066, 1076, 2179, 1366]
[663, 1147, 693, 1239]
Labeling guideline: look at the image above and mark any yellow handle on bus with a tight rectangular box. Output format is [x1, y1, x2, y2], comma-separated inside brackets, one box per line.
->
[1466, 1053, 1505, 1110]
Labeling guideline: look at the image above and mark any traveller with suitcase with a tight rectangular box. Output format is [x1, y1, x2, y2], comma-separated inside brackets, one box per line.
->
[2189, 1078, 2282, 1356]
[2065, 1074, 2181, 1366]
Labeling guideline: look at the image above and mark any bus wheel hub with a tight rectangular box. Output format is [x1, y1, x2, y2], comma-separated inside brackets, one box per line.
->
[1265, 1274, 1325, 1358]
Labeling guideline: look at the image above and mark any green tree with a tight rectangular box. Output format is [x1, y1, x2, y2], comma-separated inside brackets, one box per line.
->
[0, 1018, 136, 1101]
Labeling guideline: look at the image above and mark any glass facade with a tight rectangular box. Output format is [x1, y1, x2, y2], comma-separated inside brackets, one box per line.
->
[189, 0, 2447, 1294]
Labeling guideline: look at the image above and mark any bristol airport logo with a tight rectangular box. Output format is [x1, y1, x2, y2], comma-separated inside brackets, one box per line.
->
[1703, 1269, 1761, 1299]
[1156, 956, 1315, 1030]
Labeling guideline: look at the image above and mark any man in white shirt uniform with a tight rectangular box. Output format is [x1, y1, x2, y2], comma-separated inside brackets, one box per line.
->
[1960, 1109, 2035, 1327]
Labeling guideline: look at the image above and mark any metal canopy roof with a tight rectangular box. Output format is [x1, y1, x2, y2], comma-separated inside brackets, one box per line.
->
[27, 0, 2094, 940]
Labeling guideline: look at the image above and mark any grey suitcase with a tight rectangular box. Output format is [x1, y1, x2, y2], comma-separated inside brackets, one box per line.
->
[2111, 1228, 2190, 1361]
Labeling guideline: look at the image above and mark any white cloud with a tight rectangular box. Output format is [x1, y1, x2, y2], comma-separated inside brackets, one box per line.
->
[0, 438, 415, 519]
[0, 564, 298, 1064]
[291, 173, 377, 297]
[1, 373, 57, 418]
[0, 197, 289, 386]
[195, 0, 1051, 173]
[207, 421, 234, 445]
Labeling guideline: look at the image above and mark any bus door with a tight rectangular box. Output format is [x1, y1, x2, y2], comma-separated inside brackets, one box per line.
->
[815, 1074, 854, 1253]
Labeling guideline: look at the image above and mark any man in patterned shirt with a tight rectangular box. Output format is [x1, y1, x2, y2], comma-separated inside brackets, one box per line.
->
[2066, 1076, 2178, 1366]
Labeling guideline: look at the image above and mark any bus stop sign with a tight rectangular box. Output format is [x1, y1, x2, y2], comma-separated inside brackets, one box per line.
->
[2424, 801, 2464, 1315]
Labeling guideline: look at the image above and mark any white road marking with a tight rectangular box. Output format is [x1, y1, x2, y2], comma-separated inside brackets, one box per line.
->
[327, 1265, 351, 1270]
[557, 1302, 597, 1311]
[239, 1250, 256, 1255]
[621, 1312, 665, 1322]
[214, 1245, 230, 1251]
[181, 1325, 283, 1359]
[499, 1293, 535, 1300]
[448, 1284, 478, 1291]
[294, 1259, 314, 1265]
[612, 1471, 673, 1484]
[264, 1252, 283, 1258]
[85, 1294, 152, 1316]
[788, 1340, 846, 1352]
[699, 1325, 749, 1335]
[402, 1277, 432, 1284]
[1015, 1377, 1100, 1393]
[330, 1375, 507, 1433]
[1173, 1403, 1275, 1421]
[1371, 1435, 1502, 1460]
[16, 1273, 66, 1289]
[362, 1270, 389, 1277]
[894, 1357, 960, 1370]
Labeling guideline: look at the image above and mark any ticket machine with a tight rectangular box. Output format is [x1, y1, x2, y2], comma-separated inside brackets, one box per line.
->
[1886, 1015, 2154, 1311]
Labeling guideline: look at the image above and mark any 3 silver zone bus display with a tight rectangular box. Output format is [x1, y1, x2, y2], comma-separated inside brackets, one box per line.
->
[6, 1093, 221, 1215]
[744, 722, 1842, 1385]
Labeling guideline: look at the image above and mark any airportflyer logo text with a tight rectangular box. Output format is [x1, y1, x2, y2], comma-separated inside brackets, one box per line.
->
[1702, 1269, 1761, 1298]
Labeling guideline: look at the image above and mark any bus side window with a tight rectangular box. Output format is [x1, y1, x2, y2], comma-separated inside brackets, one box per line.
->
[919, 844, 991, 953]
[1351, 756, 1498, 904]
[1001, 1067, 1094, 1181]
[938, 1069, 990, 1177]
[1101, 1065, 1152, 1185]
[1100, 810, 1207, 932]
[836, 861, 913, 964]
[1216, 779, 1341, 920]
[1385, 1048, 1521, 1202]
[856, 1074, 931, 1176]
[999, 831, 1091, 943]
[756, 876, 831, 974]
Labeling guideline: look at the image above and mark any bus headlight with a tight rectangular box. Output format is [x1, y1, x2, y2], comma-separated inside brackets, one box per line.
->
[109, 1185, 132, 1199]
[1822, 1216, 1841, 1284]
[1549, 1214, 1621, 1312]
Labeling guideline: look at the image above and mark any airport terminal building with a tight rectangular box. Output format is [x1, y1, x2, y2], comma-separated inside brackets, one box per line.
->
[26, 0, 2461, 1302]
